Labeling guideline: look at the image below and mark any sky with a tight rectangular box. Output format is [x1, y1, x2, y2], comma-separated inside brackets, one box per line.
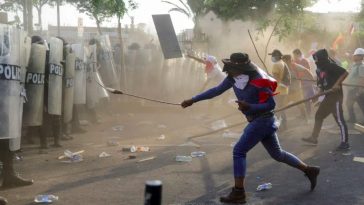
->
[3, 0, 363, 34]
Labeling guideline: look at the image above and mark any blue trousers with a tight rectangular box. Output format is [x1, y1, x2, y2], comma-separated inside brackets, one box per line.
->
[233, 116, 303, 177]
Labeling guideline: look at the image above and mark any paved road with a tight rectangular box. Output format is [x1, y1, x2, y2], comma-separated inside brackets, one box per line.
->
[2, 99, 364, 205]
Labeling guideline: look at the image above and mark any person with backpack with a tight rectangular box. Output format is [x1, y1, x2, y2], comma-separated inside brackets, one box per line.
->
[302, 49, 349, 151]
[269, 49, 291, 130]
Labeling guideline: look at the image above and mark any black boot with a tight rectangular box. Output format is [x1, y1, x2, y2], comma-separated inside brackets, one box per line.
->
[304, 166, 320, 191]
[0, 196, 8, 205]
[220, 187, 246, 204]
[2, 151, 33, 189]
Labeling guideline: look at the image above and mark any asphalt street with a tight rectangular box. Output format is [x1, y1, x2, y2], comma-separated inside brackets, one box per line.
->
[2, 98, 364, 205]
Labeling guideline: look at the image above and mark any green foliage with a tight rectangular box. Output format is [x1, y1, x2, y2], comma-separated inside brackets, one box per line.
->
[186, 0, 318, 40]
[68, 0, 137, 24]
[0, 0, 24, 12]
[68, 0, 113, 24]
[108, 0, 137, 19]
[162, 0, 192, 18]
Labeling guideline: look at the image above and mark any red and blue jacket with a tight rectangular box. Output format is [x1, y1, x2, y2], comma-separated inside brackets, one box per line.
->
[192, 71, 277, 118]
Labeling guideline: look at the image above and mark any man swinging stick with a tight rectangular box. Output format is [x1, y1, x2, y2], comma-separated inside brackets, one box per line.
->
[181, 52, 320, 204]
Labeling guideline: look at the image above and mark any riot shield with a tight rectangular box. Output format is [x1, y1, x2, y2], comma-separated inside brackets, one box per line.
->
[0, 25, 22, 140]
[20, 33, 31, 83]
[63, 51, 75, 123]
[71, 43, 86, 105]
[97, 35, 119, 89]
[86, 44, 100, 109]
[47, 37, 63, 115]
[22, 43, 46, 126]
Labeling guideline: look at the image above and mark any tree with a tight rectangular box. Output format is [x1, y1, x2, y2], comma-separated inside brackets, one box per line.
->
[162, 0, 192, 19]
[107, 0, 137, 89]
[33, 0, 56, 31]
[68, 0, 113, 34]
[187, 0, 318, 40]
[0, 0, 27, 30]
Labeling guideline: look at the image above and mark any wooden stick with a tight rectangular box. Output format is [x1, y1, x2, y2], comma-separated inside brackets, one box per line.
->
[248, 29, 270, 74]
[264, 16, 283, 64]
[187, 89, 335, 141]
[354, 123, 364, 133]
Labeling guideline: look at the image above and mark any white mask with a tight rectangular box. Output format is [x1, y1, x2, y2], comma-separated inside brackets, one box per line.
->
[233, 74, 249, 90]
[271, 56, 279, 63]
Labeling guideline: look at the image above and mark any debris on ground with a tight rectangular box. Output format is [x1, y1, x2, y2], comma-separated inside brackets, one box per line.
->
[34, 194, 59, 203]
[99, 152, 111, 158]
[157, 134, 166, 140]
[122, 146, 150, 152]
[14, 154, 23, 161]
[353, 157, 364, 163]
[112, 125, 124, 132]
[59, 150, 84, 163]
[342, 152, 352, 156]
[210, 120, 227, 130]
[137, 157, 156, 163]
[175, 155, 192, 162]
[191, 151, 206, 158]
[256, 183, 272, 191]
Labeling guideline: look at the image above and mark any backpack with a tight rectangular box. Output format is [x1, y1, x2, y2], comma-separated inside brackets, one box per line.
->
[281, 63, 292, 86]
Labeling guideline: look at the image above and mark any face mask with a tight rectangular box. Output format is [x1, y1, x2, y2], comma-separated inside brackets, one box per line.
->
[233, 74, 249, 90]
[271, 56, 279, 63]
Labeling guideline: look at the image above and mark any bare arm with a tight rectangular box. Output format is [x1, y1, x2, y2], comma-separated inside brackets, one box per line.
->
[186, 54, 205, 64]
[332, 71, 349, 90]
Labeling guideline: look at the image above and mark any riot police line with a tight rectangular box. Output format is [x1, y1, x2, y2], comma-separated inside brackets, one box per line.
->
[0, 24, 121, 204]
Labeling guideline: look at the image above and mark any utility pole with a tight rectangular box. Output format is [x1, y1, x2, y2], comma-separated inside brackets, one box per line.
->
[57, 0, 60, 36]
[27, 0, 33, 35]
[23, 0, 28, 31]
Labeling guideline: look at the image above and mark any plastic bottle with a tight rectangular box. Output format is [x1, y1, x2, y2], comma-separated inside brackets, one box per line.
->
[64, 150, 73, 158]
[34, 195, 59, 203]
[256, 183, 272, 191]
[175, 156, 192, 162]
[191, 151, 206, 158]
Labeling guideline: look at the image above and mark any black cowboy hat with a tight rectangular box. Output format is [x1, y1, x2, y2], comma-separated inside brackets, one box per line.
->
[222, 52, 256, 72]
[268, 49, 283, 57]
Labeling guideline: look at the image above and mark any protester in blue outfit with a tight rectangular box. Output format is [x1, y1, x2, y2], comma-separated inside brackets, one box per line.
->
[181, 52, 320, 204]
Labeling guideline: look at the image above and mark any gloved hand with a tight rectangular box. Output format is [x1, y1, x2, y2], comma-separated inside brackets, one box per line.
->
[181, 99, 194, 108]
[236, 100, 250, 112]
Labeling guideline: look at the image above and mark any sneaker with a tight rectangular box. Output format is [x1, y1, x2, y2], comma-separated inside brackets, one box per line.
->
[301, 137, 318, 145]
[335, 142, 350, 151]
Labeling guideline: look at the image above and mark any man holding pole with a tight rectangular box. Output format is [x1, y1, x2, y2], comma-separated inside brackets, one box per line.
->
[302, 49, 349, 151]
[181, 52, 320, 204]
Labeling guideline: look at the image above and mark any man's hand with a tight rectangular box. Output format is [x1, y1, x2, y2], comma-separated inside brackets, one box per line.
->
[181, 99, 194, 108]
[236, 100, 250, 112]
[331, 84, 341, 92]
